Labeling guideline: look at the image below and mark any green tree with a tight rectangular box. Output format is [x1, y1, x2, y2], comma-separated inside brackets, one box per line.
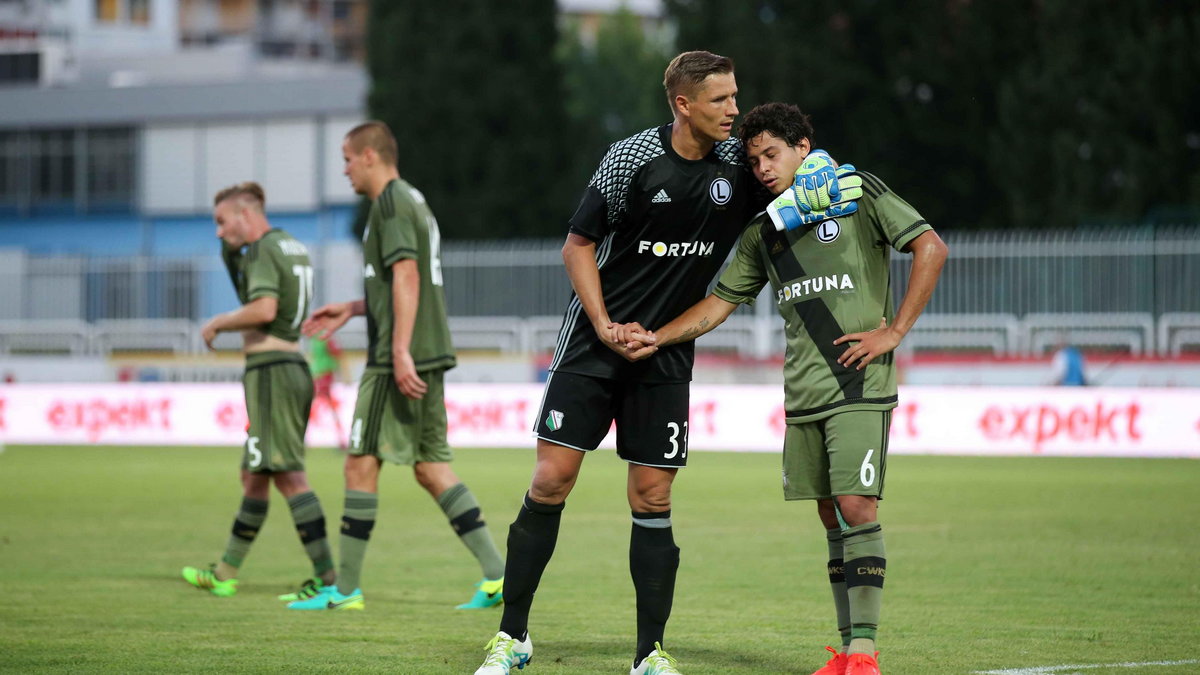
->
[992, 1, 1200, 228]
[665, 0, 1024, 230]
[366, 1, 568, 239]
[557, 7, 674, 201]
[665, 0, 1200, 230]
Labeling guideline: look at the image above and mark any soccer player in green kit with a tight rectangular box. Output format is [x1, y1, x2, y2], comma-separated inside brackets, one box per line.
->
[182, 182, 336, 601]
[619, 103, 948, 675]
[290, 121, 505, 611]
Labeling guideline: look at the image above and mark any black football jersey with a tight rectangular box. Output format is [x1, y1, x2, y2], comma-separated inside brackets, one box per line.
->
[550, 124, 766, 383]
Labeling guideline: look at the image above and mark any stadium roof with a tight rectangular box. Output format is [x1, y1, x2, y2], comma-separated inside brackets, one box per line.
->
[0, 66, 366, 128]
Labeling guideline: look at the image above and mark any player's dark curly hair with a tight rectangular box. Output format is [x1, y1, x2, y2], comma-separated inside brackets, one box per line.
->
[737, 102, 814, 148]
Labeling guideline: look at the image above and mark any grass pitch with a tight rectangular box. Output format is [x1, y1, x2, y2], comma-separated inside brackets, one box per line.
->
[0, 445, 1197, 674]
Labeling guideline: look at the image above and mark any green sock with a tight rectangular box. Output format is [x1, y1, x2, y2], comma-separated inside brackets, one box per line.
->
[337, 490, 377, 595]
[437, 483, 505, 580]
[218, 497, 268, 579]
[843, 521, 886, 654]
[287, 491, 335, 584]
[825, 527, 852, 648]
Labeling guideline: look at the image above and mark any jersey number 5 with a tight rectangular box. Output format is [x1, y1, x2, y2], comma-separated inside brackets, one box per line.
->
[246, 436, 262, 468]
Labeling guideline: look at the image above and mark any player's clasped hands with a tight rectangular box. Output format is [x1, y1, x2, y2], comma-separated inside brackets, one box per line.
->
[607, 322, 658, 362]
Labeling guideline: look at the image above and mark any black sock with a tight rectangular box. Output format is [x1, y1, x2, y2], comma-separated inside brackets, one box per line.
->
[630, 510, 679, 665]
[498, 493, 564, 640]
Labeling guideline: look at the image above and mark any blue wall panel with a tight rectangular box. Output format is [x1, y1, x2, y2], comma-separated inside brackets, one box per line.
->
[0, 206, 357, 257]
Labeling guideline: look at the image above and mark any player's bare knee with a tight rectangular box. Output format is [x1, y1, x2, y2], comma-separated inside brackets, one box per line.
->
[241, 471, 270, 499]
[629, 482, 672, 512]
[528, 451, 581, 503]
[834, 494, 878, 527]
[816, 499, 841, 529]
[412, 461, 457, 495]
[412, 466, 436, 492]
[626, 464, 675, 512]
[529, 464, 578, 502]
[528, 472, 573, 504]
[343, 455, 380, 492]
[272, 471, 310, 497]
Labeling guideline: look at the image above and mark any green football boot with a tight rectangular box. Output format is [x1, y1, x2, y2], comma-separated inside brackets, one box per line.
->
[277, 576, 329, 602]
[286, 585, 364, 611]
[456, 577, 504, 610]
[181, 564, 238, 597]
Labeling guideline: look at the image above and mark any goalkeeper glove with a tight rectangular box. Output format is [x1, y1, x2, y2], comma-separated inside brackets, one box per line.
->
[766, 149, 864, 232]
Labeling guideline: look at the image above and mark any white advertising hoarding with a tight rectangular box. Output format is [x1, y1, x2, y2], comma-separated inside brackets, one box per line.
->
[0, 384, 1196, 457]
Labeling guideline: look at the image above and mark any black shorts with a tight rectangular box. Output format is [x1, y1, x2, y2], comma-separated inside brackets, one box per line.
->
[534, 370, 690, 468]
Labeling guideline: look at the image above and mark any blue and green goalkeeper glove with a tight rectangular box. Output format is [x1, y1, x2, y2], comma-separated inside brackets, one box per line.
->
[766, 149, 864, 232]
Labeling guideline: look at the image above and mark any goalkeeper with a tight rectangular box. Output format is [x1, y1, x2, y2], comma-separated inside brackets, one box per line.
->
[614, 102, 948, 675]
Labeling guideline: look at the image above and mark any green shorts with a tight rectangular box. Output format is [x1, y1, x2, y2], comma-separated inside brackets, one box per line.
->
[782, 409, 891, 501]
[349, 366, 453, 466]
[242, 351, 313, 473]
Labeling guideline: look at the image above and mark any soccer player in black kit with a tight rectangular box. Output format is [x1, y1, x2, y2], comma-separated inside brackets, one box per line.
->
[475, 50, 766, 675]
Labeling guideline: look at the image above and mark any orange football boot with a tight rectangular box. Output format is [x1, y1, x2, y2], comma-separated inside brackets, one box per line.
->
[845, 651, 881, 675]
[810, 646, 849, 675]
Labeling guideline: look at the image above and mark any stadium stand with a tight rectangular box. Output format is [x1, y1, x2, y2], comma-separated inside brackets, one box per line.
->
[1023, 312, 1157, 356]
[1158, 312, 1200, 356]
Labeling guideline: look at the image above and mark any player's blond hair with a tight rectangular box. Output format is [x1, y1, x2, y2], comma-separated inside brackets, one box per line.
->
[212, 181, 266, 211]
[345, 120, 399, 167]
[663, 50, 735, 113]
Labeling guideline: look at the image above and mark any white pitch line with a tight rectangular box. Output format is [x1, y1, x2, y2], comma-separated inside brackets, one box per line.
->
[974, 659, 1199, 675]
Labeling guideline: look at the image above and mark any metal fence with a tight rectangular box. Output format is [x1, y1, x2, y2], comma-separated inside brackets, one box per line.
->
[2, 227, 1198, 357]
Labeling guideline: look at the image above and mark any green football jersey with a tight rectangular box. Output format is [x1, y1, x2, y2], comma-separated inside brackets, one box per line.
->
[221, 229, 314, 343]
[309, 337, 338, 376]
[713, 171, 932, 423]
[361, 178, 456, 372]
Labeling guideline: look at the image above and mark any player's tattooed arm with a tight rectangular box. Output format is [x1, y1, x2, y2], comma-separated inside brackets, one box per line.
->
[675, 316, 712, 344]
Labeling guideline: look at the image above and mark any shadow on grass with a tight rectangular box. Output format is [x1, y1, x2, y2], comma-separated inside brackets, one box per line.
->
[682, 643, 801, 672]
[530, 637, 799, 673]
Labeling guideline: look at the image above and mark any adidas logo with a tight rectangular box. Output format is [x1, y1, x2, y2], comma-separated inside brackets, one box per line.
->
[651, 189, 671, 204]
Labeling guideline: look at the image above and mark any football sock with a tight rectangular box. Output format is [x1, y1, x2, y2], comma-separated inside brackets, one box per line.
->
[436, 483, 505, 580]
[843, 521, 886, 655]
[826, 527, 852, 648]
[217, 496, 268, 579]
[336, 489, 377, 595]
[286, 490, 335, 585]
[499, 493, 564, 640]
[630, 510, 680, 665]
